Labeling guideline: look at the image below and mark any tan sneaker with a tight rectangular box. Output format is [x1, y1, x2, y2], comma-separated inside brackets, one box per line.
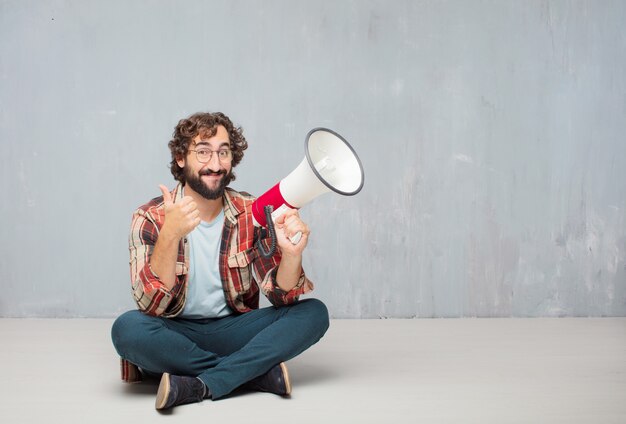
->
[155, 373, 206, 410]
[244, 362, 291, 396]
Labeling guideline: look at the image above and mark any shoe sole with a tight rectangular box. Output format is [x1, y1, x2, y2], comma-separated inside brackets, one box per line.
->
[280, 362, 291, 396]
[155, 373, 171, 410]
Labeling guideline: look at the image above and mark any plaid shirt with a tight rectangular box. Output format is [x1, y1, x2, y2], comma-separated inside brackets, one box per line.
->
[128, 183, 314, 317]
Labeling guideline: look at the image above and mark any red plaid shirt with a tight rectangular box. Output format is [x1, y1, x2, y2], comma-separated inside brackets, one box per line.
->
[129, 184, 313, 317]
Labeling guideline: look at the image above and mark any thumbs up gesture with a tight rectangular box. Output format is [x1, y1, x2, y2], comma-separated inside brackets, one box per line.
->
[159, 185, 201, 240]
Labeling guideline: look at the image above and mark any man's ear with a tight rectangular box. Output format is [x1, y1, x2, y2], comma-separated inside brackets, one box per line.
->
[176, 156, 185, 169]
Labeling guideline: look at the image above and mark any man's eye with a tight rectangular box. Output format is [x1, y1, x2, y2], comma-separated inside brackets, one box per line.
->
[197, 150, 210, 156]
[218, 150, 229, 157]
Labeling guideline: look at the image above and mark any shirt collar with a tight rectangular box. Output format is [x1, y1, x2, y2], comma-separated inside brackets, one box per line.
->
[223, 188, 245, 225]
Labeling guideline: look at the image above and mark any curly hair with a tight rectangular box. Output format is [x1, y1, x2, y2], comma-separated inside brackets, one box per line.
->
[168, 112, 248, 183]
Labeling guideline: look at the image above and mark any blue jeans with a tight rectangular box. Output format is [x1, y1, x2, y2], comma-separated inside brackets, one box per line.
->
[111, 298, 329, 399]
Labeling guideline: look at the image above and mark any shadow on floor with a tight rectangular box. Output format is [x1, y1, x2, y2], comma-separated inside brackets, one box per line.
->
[290, 362, 339, 387]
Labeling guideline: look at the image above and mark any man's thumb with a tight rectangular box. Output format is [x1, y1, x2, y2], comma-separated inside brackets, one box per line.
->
[159, 184, 173, 204]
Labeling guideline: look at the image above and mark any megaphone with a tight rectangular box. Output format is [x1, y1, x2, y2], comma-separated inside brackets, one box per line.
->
[252, 128, 364, 256]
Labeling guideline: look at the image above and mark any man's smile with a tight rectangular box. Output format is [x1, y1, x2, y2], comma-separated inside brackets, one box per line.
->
[200, 170, 225, 181]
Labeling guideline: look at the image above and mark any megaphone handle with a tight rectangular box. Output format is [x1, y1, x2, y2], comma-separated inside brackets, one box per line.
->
[269, 204, 303, 245]
[256, 205, 277, 259]
[289, 232, 302, 245]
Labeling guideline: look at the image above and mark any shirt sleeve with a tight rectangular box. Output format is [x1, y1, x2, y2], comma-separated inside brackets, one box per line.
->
[253, 236, 314, 307]
[128, 209, 181, 317]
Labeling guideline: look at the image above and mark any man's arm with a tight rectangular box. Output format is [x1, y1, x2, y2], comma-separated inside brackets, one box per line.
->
[274, 209, 310, 292]
[148, 228, 181, 291]
[129, 185, 200, 316]
[150, 185, 201, 290]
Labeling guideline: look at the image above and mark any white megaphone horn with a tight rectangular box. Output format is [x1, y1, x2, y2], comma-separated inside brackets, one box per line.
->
[252, 128, 364, 256]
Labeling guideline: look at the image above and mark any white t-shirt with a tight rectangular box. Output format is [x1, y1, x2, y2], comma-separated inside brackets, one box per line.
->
[179, 208, 233, 319]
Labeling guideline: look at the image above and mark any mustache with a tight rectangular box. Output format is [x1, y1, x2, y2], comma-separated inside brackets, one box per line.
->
[199, 169, 227, 177]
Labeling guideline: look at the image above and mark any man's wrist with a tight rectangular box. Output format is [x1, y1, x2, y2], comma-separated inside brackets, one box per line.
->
[275, 253, 303, 291]
[280, 251, 302, 261]
[159, 225, 182, 244]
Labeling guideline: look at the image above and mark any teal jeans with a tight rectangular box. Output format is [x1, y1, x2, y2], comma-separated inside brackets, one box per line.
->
[111, 298, 329, 399]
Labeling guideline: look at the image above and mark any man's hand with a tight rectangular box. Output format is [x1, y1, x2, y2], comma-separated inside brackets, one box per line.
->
[159, 184, 201, 241]
[274, 209, 310, 257]
[149, 185, 201, 290]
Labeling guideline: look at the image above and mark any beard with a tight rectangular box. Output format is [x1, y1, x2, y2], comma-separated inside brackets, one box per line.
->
[184, 166, 233, 200]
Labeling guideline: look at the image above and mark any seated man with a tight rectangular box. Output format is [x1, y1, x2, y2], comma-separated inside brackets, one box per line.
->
[111, 111, 329, 410]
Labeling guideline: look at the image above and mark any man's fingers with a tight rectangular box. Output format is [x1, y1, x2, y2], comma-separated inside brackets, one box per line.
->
[279, 215, 310, 240]
[283, 215, 301, 226]
[181, 196, 194, 205]
[282, 209, 300, 219]
[181, 201, 198, 214]
[274, 208, 300, 226]
[274, 213, 286, 226]
[284, 215, 308, 231]
[159, 185, 173, 205]
[286, 225, 309, 239]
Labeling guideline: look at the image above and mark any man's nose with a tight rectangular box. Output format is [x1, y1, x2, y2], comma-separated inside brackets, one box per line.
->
[202, 153, 222, 171]
[202, 152, 221, 167]
[207, 151, 222, 166]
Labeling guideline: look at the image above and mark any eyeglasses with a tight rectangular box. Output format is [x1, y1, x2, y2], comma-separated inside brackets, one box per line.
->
[188, 148, 233, 163]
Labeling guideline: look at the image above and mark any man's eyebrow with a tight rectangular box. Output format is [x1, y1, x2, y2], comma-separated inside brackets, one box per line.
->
[193, 141, 230, 148]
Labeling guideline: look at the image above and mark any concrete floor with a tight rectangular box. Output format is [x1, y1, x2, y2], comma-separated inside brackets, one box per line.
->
[1, 317, 625, 424]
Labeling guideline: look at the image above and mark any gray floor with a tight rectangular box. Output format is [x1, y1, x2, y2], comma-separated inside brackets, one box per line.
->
[1, 318, 625, 424]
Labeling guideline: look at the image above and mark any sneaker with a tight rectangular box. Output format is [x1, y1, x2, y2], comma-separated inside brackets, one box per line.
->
[155, 373, 206, 410]
[245, 362, 291, 396]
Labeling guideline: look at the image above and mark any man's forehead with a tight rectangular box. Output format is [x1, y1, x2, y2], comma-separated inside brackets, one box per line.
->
[193, 126, 229, 146]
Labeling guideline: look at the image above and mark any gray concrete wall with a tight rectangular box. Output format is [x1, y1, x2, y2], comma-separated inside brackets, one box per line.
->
[1, 0, 624, 318]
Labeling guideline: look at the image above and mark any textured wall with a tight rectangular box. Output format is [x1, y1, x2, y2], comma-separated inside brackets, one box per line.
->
[1, 0, 624, 317]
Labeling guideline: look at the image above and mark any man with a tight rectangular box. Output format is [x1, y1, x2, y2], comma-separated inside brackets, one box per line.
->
[111, 112, 329, 410]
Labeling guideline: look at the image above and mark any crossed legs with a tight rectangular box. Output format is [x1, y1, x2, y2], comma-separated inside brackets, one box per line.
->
[111, 298, 329, 399]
